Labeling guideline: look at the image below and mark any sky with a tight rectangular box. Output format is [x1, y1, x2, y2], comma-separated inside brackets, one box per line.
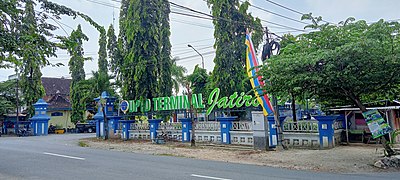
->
[0, 0, 399, 82]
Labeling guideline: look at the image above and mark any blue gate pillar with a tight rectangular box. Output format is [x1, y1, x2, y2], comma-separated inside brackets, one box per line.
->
[315, 115, 338, 149]
[108, 116, 122, 138]
[120, 120, 135, 140]
[179, 118, 192, 142]
[93, 91, 117, 138]
[30, 99, 51, 136]
[148, 119, 162, 140]
[93, 110, 104, 138]
[267, 116, 286, 148]
[217, 116, 237, 144]
[267, 116, 277, 148]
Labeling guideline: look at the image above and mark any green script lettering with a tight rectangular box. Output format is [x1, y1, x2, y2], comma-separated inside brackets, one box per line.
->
[244, 95, 252, 107]
[235, 92, 246, 107]
[153, 98, 159, 111]
[207, 88, 220, 115]
[228, 92, 238, 108]
[198, 94, 205, 108]
[145, 99, 151, 112]
[252, 98, 260, 107]
[170, 96, 177, 110]
[191, 94, 199, 108]
[163, 97, 170, 110]
[183, 95, 189, 109]
[129, 100, 135, 112]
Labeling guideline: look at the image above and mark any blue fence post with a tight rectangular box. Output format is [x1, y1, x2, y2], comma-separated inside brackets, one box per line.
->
[267, 116, 277, 148]
[217, 116, 237, 144]
[30, 99, 51, 136]
[120, 120, 135, 140]
[315, 115, 338, 149]
[108, 116, 122, 136]
[148, 119, 162, 140]
[267, 116, 286, 148]
[93, 110, 104, 138]
[93, 91, 117, 138]
[179, 118, 192, 142]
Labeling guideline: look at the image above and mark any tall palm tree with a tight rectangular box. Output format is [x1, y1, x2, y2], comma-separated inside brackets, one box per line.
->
[171, 57, 187, 95]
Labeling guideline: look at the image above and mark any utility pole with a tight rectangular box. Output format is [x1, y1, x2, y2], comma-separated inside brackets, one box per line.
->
[262, 27, 285, 149]
[15, 67, 19, 135]
[186, 83, 196, 147]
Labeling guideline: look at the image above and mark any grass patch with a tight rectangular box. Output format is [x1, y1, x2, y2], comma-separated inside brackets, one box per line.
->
[78, 141, 89, 147]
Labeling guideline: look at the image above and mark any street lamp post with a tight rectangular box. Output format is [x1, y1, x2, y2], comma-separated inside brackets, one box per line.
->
[187, 44, 204, 69]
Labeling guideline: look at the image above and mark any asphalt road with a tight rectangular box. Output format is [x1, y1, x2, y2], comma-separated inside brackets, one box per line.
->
[0, 134, 399, 180]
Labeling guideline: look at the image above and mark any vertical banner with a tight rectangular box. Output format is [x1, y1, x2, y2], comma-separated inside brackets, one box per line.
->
[362, 109, 392, 139]
[245, 32, 274, 116]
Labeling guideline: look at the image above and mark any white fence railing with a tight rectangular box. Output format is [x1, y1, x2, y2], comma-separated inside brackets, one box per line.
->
[283, 121, 318, 133]
[333, 120, 343, 130]
[159, 123, 182, 130]
[195, 122, 220, 131]
[231, 122, 252, 131]
[130, 123, 150, 130]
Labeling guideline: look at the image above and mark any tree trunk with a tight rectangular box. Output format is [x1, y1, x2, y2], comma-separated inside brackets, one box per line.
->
[291, 93, 297, 122]
[187, 84, 196, 147]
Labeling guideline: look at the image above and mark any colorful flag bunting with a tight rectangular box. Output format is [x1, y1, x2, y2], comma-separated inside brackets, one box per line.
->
[245, 32, 274, 116]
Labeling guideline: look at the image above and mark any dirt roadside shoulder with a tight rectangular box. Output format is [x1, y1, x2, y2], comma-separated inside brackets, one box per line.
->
[79, 138, 399, 173]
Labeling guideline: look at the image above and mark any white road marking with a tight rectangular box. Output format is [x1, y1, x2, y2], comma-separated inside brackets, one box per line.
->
[43, 152, 85, 160]
[191, 174, 232, 180]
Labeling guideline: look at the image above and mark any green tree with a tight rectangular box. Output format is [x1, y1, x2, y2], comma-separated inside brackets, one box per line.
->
[107, 24, 122, 85]
[75, 71, 115, 117]
[121, 0, 172, 111]
[207, 0, 263, 99]
[115, 0, 130, 98]
[0, 0, 20, 68]
[60, 25, 91, 124]
[96, 28, 110, 94]
[0, 80, 19, 116]
[260, 33, 306, 121]
[262, 16, 400, 155]
[20, 0, 56, 116]
[158, 0, 173, 98]
[187, 65, 209, 96]
[171, 57, 187, 95]
[98, 29, 108, 75]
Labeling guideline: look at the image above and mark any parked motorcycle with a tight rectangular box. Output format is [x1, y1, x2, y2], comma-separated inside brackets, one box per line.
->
[17, 128, 28, 137]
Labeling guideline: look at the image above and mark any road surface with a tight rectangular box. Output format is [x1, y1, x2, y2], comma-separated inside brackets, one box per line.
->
[0, 134, 398, 180]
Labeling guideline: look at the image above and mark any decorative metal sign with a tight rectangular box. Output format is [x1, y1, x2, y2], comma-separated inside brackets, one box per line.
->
[120, 87, 261, 115]
[120, 100, 129, 114]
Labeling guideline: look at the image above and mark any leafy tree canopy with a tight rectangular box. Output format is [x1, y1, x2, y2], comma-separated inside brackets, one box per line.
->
[262, 16, 400, 111]
[0, 80, 20, 116]
[207, 0, 263, 97]
[187, 65, 210, 97]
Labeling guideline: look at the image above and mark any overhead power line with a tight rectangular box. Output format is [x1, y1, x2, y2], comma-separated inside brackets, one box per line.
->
[244, 1, 308, 25]
[173, 45, 213, 56]
[86, 0, 118, 8]
[86, 0, 307, 34]
[173, 38, 214, 46]
[265, 0, 304, 15]
[264, 0, 335, 25]
[170, 18, 214, 29]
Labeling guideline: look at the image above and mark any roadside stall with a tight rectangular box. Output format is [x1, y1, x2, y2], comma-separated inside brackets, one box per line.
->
[330, 100, 400, 144]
